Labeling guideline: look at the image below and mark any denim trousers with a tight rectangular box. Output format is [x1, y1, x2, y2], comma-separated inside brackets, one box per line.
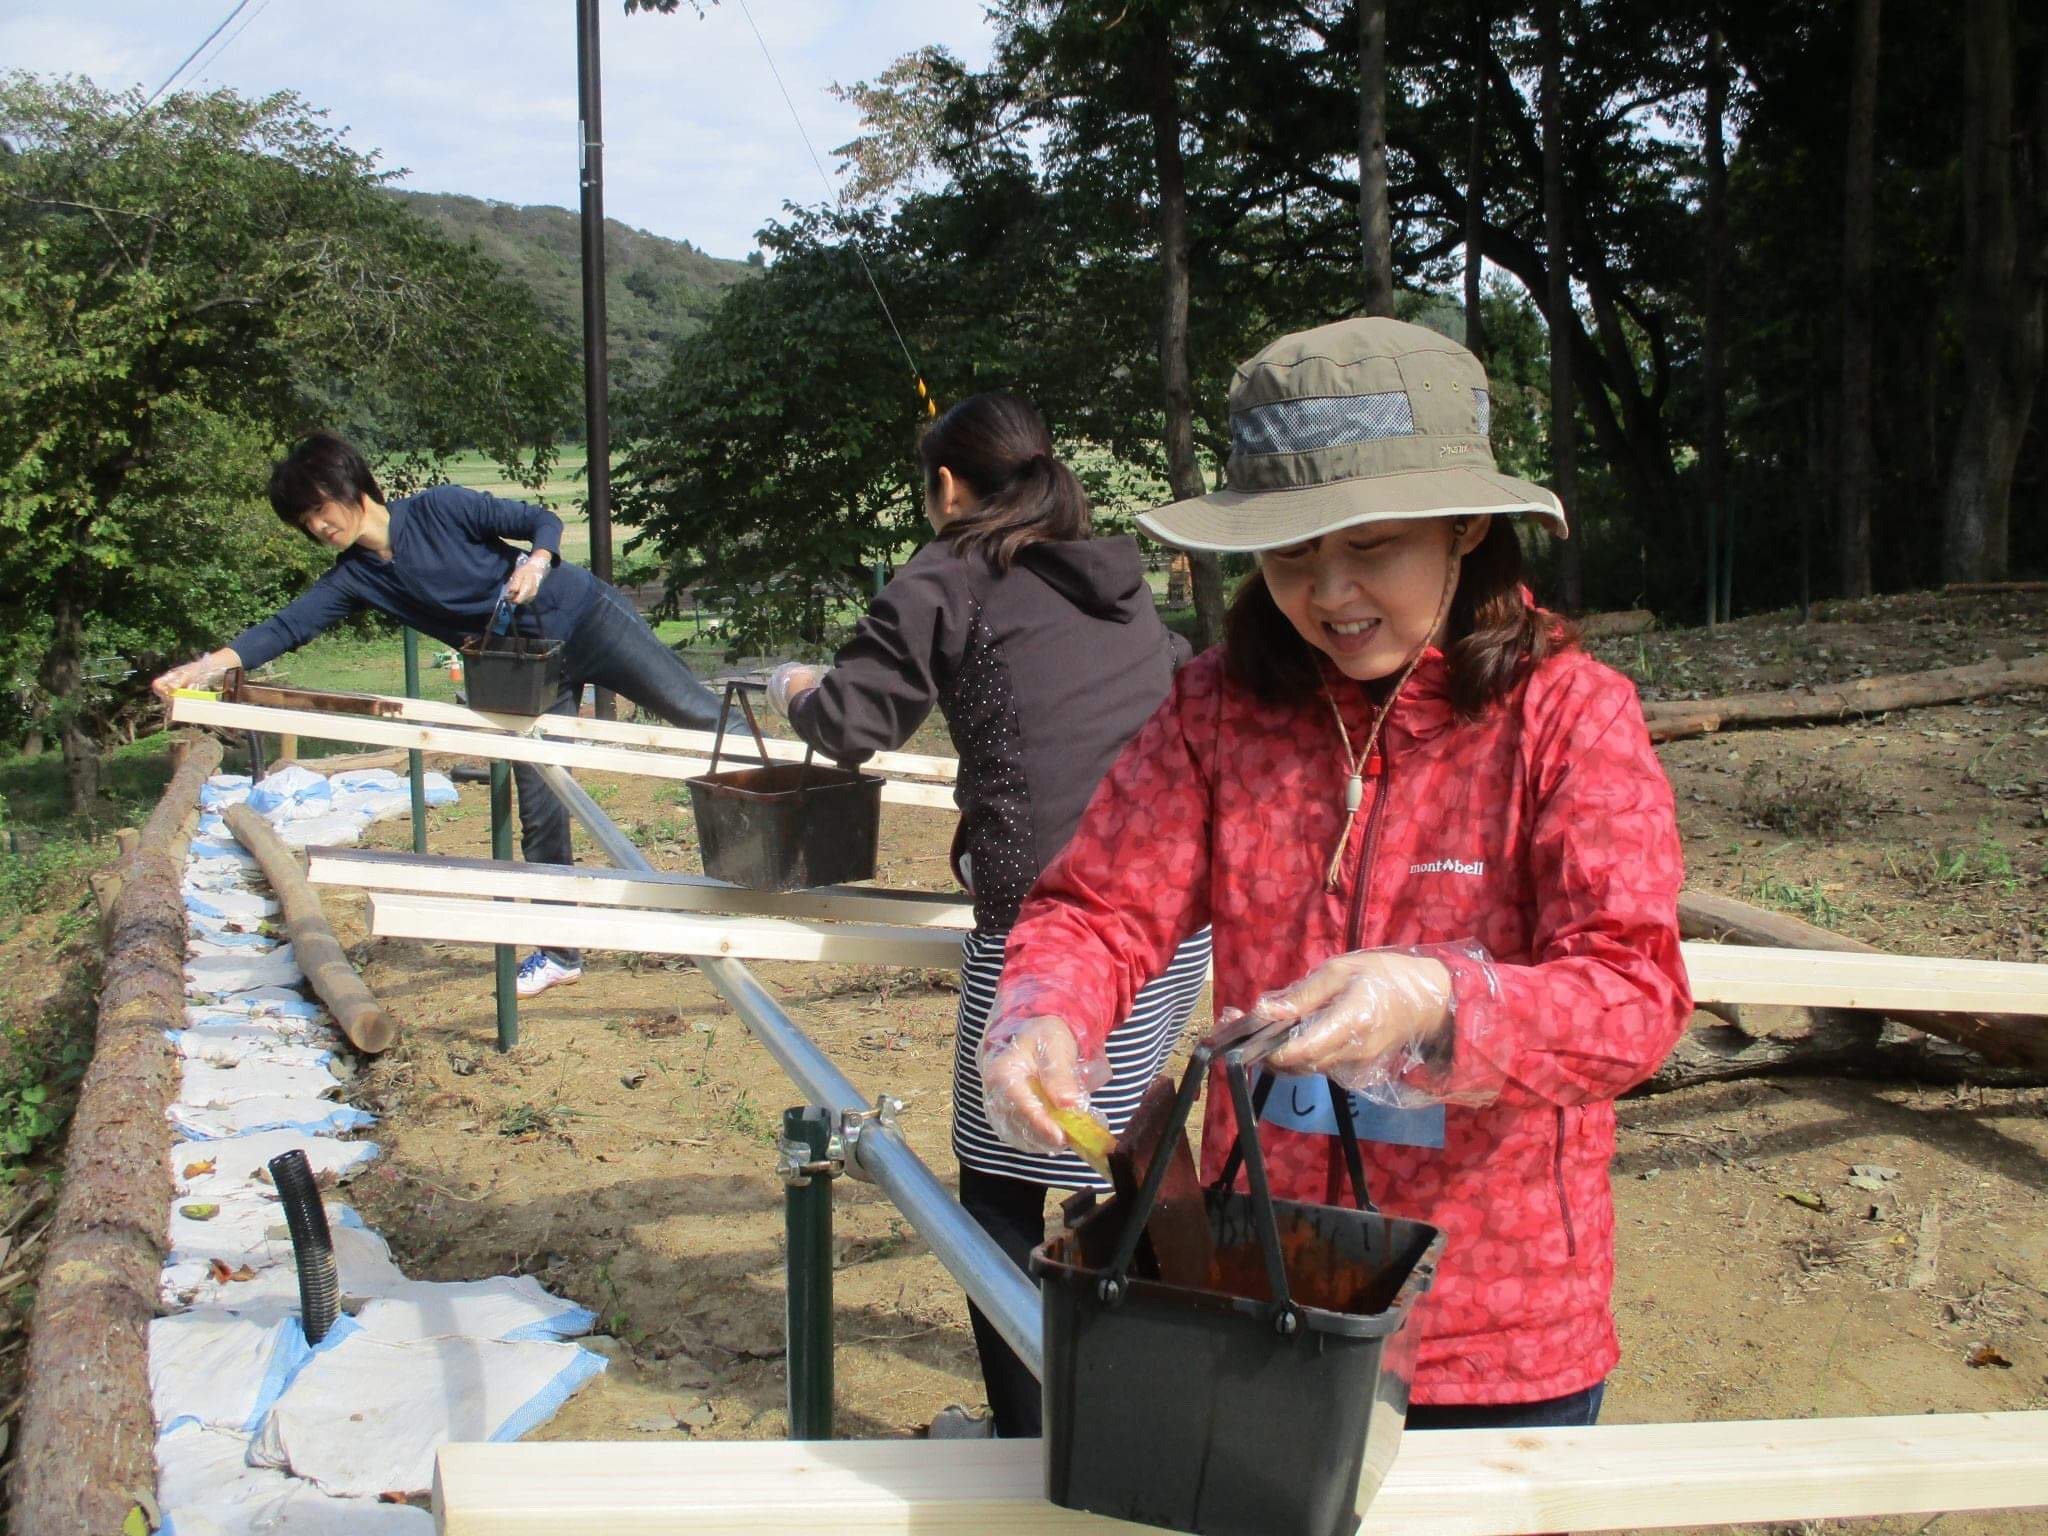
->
[511, 584, 725, 966]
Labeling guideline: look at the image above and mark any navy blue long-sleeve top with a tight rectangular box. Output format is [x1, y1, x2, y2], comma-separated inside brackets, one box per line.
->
[228, 484, 601, 669]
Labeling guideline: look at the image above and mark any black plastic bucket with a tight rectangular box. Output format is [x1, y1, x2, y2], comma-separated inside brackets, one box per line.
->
[460, 632, 565, 715]
[1032, 1048, 1444, 1536]
[686, 682, 883, 892]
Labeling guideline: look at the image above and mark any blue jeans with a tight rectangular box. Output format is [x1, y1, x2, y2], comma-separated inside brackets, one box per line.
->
[1407, 1380, 1607, 1431]
[511, 584, 725, 966]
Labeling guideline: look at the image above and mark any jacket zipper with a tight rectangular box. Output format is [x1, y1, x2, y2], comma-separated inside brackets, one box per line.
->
[1553, 1106, 1578, 1256]
[1342, 746, 1390, 950]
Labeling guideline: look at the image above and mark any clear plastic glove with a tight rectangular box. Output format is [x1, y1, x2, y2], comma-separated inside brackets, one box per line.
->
[1218, 941, 1497, 1108]
[151, 647, 242, 703]
[502, 551, 550, 605]
[976, 1012, 1111, 1157]
[766, 661, 825, 715]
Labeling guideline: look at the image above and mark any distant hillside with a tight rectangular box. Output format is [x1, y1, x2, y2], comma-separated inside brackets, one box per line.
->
[390, 189, 757, 394]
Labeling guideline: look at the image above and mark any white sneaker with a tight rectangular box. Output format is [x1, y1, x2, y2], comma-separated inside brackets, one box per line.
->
[515, 952, 583, 998]
[926, 1405, 995, 1439]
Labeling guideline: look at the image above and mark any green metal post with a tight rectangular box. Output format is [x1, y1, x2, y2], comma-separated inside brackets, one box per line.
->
[403, 628, 428, 855]
[782, 1105, 835, 1439]
[490, 760, 518, 1050]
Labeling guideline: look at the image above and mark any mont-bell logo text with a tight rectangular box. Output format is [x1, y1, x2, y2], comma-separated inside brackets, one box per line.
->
[1410, 856, 1485, 877]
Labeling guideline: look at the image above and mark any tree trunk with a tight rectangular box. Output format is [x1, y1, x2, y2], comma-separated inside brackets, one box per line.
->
[1838, 0, 1880, 599]
[1358, 0, 1395, 317]
[1463, 2, 1489, 362]
[1703, 20, 1730, 625]
[1640, 1012, 2048, 1095]
[1539, 0, 1580, 607]
[12, 736, 220, 1535]
[1145, 33, 1226, 650]
[1942, 0, 2046, 583]
[1639, 652, 2048, 742]
[224, 803, 400, 1054]
[1679, 888, 2048, 1071]
[39, 584, 100, 815]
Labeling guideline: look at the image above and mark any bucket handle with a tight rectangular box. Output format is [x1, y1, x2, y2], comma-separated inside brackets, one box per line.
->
[709, 680, 775, 775]
[1100, 1041, 1323, 1334]
[1211, 1070, 1375, 1215]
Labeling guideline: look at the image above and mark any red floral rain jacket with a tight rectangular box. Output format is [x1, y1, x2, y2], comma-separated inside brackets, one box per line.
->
[1002, 640, 1690, 1404]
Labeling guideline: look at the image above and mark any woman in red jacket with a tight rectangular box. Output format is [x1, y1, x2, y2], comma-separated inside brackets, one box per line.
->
[978, 317, 1692, 1428]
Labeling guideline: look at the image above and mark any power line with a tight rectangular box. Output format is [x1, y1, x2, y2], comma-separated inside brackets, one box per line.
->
[187, 0, 275, 89]
[70, 0, 259, 176]
[730, 0, 931, 408]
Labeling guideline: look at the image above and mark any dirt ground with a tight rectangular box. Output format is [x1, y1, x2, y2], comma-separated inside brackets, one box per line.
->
[190, 592, 2048, 1530]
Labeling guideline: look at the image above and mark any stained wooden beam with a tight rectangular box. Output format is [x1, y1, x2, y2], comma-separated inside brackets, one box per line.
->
[431, 1411, 2048, 1536]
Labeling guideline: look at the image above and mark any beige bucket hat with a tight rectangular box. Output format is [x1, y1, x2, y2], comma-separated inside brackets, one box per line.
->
[1138, 316, 1568, 553]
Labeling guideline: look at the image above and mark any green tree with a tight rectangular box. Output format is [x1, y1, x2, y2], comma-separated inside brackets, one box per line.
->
[0, 74, 574, 810]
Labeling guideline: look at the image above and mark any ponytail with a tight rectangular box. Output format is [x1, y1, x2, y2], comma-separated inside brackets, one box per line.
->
[919, 393, 1091, 570]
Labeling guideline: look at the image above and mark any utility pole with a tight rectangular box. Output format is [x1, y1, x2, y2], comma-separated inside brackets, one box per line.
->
[577, 0, 615, 718]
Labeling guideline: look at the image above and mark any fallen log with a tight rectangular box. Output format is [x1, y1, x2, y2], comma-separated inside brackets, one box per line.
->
[1642, 653, 2048, 743]
[11, 734, 220, 1536]
[1679, 889, 2048, 1071]
[224, 803, 399, 1053]
[1579, 607, 1656, 638]
[1643, 1012, 2048, 1094]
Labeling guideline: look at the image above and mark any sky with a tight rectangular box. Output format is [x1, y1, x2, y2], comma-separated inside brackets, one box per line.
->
[2, 0, 997, 259]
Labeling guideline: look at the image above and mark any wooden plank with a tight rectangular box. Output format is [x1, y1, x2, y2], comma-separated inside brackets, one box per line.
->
[309, 848, 974, 930]
[432, 1411, 2048, 1536]
[1681, 941, 2048, 1015]
[367, 892, 964, 968]
[232, 680, 959, 781]
[172, 695, 956, 810]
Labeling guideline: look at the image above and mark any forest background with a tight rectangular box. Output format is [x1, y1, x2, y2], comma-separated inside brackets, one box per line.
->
[3, 0, 2045, 811]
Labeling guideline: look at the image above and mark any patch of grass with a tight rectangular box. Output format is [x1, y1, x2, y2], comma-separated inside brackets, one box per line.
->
[1888, 826, 2026, 896]
[0, 945, 100, 1178]
[725, 1089, 772, 1144]
[1748, 874, 1850, 930]
[1737, 761, 1891, 838]
[498, 1101, 566, 1137]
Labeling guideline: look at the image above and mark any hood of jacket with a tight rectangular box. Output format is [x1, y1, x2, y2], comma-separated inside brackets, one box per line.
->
[1012, 535, 1150, 622]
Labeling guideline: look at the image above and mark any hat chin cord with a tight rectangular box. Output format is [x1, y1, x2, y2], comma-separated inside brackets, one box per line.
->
[1317, 524, 1466, 890]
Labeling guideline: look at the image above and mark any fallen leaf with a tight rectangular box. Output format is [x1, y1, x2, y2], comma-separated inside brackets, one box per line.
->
[1966, 1344, 2013, 1370]
[122, 1508, 149, 1536]
[179, 1203, 220, 1221]
[1781, 1189, 1826, 1212]
[208, 1259, 233, 1284]
[182, 1160, 216, 1178]
[620, 1069, 647, 1089]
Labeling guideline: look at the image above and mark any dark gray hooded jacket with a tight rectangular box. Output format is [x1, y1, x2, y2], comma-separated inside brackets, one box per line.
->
[790, 534, 1190, 930]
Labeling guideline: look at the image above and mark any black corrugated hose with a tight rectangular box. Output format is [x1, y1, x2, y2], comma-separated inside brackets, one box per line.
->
[268, 1148, 339, 1343]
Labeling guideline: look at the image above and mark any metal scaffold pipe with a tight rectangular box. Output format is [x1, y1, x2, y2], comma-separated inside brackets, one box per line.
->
[532, 763, 1044, 1377]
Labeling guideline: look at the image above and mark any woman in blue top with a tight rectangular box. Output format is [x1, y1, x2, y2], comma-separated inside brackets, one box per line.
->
[151, 432, 725, 998]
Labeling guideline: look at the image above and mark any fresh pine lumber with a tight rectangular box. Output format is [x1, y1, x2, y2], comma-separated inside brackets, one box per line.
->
[1680, 941, 2048, 1014]
[431, 1411, 2048, 1536]
[228, 679, 960, 783]
[223, 803, 399, 1053]
[308, 848, 975, 930]
[172, 693, 956, 809]
[368, 892, 966, 967]
[1641, 653, 2048, 742]
[1577, 607, 1655, 637]
[11, 735, 220, 1536]
[1680, 889, 2048, 1069]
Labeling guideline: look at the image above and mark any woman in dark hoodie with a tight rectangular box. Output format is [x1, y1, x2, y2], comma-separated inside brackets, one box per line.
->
[767, 392, 1210, 1438]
